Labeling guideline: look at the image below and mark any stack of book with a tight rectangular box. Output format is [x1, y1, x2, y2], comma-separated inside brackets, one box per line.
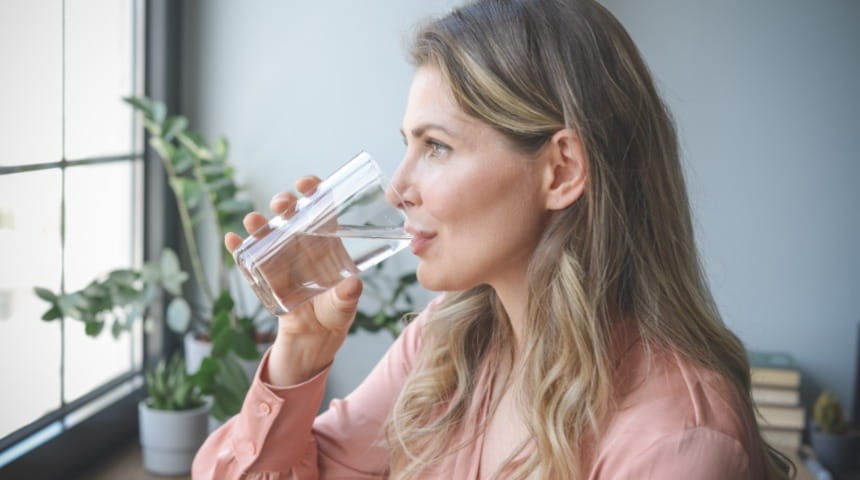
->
[749, 351, 805, 449]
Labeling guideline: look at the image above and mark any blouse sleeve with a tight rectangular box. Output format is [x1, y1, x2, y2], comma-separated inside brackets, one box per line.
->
[191, 296, 438, 479]
[607, 427, 752, 479]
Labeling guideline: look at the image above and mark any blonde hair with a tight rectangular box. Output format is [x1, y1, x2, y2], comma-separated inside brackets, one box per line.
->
[388, 0, 793, 478]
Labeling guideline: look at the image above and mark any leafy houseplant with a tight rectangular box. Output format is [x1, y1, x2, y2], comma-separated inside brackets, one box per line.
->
[352, 264, 420, 338]
[145, 353, 205, 411]
[33, 248, 188, 339]
[35, 95, 265, 422]
[810, 390, 860, 473]
[34, 96, 422, 423]
[138, 353, 209, 475]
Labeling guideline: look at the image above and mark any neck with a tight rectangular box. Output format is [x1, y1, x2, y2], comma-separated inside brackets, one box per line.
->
[491, 277, 529, 353]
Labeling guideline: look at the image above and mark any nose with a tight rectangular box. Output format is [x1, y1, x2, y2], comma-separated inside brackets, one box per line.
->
[385, 154, 418, 212]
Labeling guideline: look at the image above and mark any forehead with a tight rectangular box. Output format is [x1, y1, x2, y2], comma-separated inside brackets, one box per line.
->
[401, 66, 475, 134]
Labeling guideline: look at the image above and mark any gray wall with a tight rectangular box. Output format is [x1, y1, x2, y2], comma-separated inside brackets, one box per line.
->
[600, 0, 860, 411]
[182, 1, 860, 412]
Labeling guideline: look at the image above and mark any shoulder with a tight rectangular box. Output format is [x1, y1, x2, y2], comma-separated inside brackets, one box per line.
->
[589, 343, 762, 478]
[590, 426, 752, 479]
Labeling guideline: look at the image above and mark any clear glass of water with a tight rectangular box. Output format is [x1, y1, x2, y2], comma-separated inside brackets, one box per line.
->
[233, 151, 411, 316]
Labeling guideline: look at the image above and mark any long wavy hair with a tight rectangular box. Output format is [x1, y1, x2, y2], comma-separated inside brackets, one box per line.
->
[387, 0, 793, 478]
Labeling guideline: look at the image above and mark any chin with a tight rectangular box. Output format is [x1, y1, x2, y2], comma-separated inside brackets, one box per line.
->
[415, 264, 443, 291]
[416, 263, 478, 293]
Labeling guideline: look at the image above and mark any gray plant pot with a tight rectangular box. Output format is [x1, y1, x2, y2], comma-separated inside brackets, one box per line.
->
[138, 399, 211, 476]
[810, 426, 860, 473]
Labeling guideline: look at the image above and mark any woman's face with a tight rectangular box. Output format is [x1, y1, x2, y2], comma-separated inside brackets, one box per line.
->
[387, 66, 552, 292]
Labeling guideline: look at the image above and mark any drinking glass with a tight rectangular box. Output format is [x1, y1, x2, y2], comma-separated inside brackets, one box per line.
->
[233, 151, 411, 316]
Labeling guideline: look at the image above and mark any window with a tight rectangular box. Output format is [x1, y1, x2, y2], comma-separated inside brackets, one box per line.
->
[0, 0, 146, 466]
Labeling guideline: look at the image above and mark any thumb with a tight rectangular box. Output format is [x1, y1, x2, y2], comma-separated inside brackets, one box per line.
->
[316, 276, 363, 331]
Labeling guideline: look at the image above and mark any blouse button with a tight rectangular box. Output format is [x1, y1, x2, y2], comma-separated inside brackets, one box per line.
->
[243, 441, 256, 456]
[258, 402, 271, 415]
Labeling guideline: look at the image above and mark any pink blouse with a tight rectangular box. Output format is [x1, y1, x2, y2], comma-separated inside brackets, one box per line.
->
[192, 298, 765, 479]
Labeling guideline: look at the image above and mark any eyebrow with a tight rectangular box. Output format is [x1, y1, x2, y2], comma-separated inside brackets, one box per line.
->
[399, 123, 458, 141]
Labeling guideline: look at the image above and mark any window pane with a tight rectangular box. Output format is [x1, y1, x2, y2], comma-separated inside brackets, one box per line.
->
[63, 162, 138, 402]
[0, 2, 63, 167]
[65, 0, 136, 160]
[0, 171, 62, 438]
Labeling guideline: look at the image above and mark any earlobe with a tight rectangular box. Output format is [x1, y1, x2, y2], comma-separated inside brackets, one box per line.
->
[543, 128, 587, 211]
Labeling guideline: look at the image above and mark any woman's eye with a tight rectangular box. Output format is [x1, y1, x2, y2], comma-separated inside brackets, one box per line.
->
[426, 140, 451, 158]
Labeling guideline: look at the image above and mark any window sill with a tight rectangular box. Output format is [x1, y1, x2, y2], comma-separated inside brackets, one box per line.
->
[74, 439, 190, 480]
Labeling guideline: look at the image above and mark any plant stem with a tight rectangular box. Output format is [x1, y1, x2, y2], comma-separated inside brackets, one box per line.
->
[190, 153, 227, 294]
[160, 151, 215, 304]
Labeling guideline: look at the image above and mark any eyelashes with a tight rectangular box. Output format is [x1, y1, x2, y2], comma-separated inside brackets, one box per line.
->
[425, 139, 451, 158]
[401, 135, 453, 159]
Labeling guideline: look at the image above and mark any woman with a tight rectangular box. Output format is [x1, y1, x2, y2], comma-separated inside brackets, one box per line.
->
[194, 0, 793, 478]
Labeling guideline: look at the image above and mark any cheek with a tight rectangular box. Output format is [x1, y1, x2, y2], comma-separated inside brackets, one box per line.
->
[420, 170, 471, 224]
[429, 170, 530, 250]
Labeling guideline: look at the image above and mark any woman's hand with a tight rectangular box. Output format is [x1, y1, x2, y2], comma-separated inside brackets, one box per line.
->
[224, 176, 363, 387]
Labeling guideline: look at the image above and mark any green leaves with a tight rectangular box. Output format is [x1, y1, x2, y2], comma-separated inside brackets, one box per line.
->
[145, 353, 205, 411]
[166, 298, 191, 333]
[213, 291, 234, 315]
[162, 115, 188, 142]
[231, 325, 260, 360]
[169, 177, 204, 211]
[41, 305, 62, 321]
[85, 319, 105, 336]
[149, 136, 174, 161]
[350, 262, 420, 337]
[210, 310, 233, 358]
[33, 249, 189, 338]
[206, 293, 259, 362]
[34, 287, 57, 303]
[159, 249, 189, 296]
[125, 95, 254, 270]
[177, 132, 213, 161]
[122, 96, 154, 118]
[209, 354, 249, 421]
[188, 291, 260, 421]
[217, 198, 253, 215]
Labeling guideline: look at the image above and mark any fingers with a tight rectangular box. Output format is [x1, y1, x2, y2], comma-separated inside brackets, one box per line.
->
[334, 276, 363, 304]
[243, 212, 269, 235]
[269, 175, 320, 216]
[224, 232, 244, 253]
[296, 176, 321, 196]
[270, 192, 297, 215]
[314, 277, 363, 332]
[224, 211, 269, 254]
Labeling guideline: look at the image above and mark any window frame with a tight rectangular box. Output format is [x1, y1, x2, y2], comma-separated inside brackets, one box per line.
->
[0, 1, 182, 477]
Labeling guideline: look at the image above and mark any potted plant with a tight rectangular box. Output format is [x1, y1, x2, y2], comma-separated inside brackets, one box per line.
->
[34, 96, 421, 427]
[139, 353, 210, 475]
[35, 96, 268, 425]
[810, 390, 860, 473]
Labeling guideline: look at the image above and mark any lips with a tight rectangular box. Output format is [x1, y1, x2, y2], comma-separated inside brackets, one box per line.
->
[405, 224, 436, 255]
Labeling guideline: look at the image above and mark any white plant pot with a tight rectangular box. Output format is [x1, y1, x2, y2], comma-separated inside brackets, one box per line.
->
[183, 332, 271, 380]
[138, 399, 210, 476]
[184, 332, 212, 375]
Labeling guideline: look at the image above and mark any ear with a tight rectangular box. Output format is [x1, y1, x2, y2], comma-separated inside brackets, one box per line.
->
[542, 128, 587, 211]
